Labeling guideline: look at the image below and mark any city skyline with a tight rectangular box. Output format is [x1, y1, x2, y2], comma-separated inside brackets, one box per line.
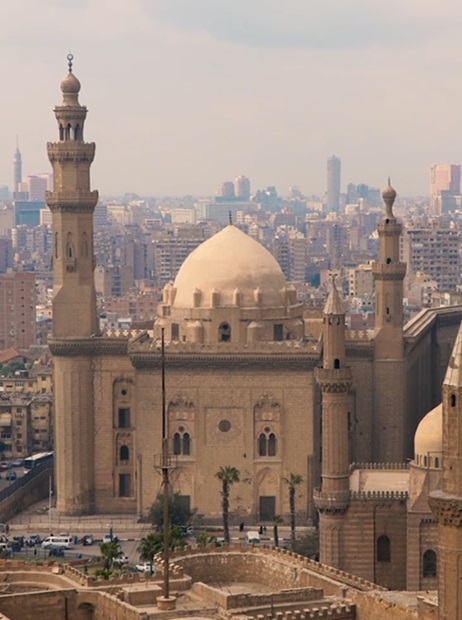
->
[2, 1, 462, 196]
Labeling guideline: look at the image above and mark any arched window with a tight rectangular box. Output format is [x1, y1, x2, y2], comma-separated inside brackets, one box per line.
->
[386, 257, 392, 264]
[435, 457, 440, 468]
[173, 429, 191, 456]
[451, 394, 456, 407]
[258, 430, 277, 457]
[74, 124, 80, 140]
[219, 322, 231, 342]
[66, 232, 73, 258]
[424, 456, 428, 467]
[377, 535, 391, 562]
[258, 433, 267, 457]
[65, 123, 71, 140]
[119, 445, 129, 461]
[334, 358, 340, 369]
[173, 433, 181, 455]
[268, 433, 277, 456]
[59, 125, 64, 141]
[423, 549, 437, 577]
[182, 432, 191, 456]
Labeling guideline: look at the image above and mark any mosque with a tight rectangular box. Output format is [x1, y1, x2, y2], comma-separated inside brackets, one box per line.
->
[46, 59, 462, 615]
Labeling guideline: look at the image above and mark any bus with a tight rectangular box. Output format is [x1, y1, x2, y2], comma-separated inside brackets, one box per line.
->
[24, 452, 53, 470]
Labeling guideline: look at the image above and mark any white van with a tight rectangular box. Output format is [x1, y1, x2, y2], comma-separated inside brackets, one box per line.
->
[42, 536, 73, 550]
[246, 531, 261, 545]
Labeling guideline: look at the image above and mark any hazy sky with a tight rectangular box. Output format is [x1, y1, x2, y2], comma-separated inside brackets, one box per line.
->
[1, 0, 462, 197]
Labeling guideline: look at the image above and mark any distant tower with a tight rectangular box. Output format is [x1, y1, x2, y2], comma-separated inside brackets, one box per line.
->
[13, 137, 22, 193]
[46, 55, 98, 514]
[217, 181, 235, 199]
[314, 280, 352, 567]
[327, 155, 341, 213]
[371, 182, 407, 461]
[234, 175, 250, 200]
[429, 321, 462, 620]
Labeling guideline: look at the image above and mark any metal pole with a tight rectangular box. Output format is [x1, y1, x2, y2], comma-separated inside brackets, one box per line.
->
[48, 475, 52, 533]
[161, 328, 170, 599]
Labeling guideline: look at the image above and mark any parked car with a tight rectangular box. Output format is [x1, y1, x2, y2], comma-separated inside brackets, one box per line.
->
[180, 525, 194, 536]
[11, 459, 24, 468]
[136, 561, 155, 573]
[49, 548, 65, 557]
[115, 554, 129, 564]
[27, 534, 41, 546]
[81, 535, 94, 546]
[5, 471, 17, 481]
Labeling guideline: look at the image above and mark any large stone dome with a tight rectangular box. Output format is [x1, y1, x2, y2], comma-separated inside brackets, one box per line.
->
[172, 225, 288, 308]
[414, 403, 442, 468]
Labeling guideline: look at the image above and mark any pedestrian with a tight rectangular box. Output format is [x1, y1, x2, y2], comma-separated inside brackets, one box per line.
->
[263, 525, 267, 535]
[239, 522, 244, 532]
[5, 524, 9, 535]
[259, 525, 263, 535]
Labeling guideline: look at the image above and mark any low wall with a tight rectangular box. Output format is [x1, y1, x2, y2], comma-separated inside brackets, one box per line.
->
[0, 466, 51, 523]
[190, 582, 324, 611]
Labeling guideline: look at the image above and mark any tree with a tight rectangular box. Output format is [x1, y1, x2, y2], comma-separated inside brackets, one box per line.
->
[284, 473, 303, 550]
[272, 514, 284, 548]
[137, 525, 186, 568]
[148, 491, 195, 530]
[215, 466, 240, 544]
[100, 541, 121, 570]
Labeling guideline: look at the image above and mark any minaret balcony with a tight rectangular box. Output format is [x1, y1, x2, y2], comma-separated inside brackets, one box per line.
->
[46, 190, 98, 213]
[428, 489, 462, 527]
[377, 220, 402, 235]
[371, 261, 406, 281]
[313, 488, 350, 514]
[316, 367, 352, 392]
[47, 141, 95, 163]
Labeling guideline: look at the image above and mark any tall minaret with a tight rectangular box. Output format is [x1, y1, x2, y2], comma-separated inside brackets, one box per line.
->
[46, 55, 98, 514]
[372, 182, 406, 357]
[314, 280, 352, 567]
[46, 53, 98, 339]
[13, 137, 22, 193]
[371, 182, 407, 462]
[429, 322, 462, 620]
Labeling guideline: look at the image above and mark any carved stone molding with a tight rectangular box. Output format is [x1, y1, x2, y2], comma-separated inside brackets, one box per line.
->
[313, 488, 350, 514]
[428, 491, 462, 527]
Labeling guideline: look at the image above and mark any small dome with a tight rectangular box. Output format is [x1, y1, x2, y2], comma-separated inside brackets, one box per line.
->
[60, 72, 81, 95]
[382, 183, 397, 202]
[172, 225, 287, 308]
[414, 403, 442, 467]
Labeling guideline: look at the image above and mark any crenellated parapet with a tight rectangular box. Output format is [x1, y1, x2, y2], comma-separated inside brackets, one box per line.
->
[350, 462, 410, 471]
[350, 489, 408, 501]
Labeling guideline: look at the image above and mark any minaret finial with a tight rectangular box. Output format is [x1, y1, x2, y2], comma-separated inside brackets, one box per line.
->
[229, 210, 233, 225]
[388, 176, 391, 186]
[67, 53, 74, 73]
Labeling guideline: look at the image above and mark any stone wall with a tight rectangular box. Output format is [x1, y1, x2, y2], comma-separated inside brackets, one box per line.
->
[190, 581, 323, 611]
[0, 467, 50, 523]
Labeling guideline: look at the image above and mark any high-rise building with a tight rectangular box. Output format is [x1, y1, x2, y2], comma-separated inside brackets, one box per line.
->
[327, 155, 341, 213]
[217, 181, 235, 199]
[13, 139, 22, 194]
[430, 163, 461, 215]
[0, 271, 36, 351]
[234, 175, 251, 200]
[401, 222, 460, 290]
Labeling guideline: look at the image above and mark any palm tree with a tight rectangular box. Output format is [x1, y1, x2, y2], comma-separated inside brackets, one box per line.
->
[138, 531, 163, 574]
[215, 466, 240, 544]
[284, 473, 303, 550]
[138, 526, 186, 561]
[272, 514, 284, 547]
[100, 541, 120, 570]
